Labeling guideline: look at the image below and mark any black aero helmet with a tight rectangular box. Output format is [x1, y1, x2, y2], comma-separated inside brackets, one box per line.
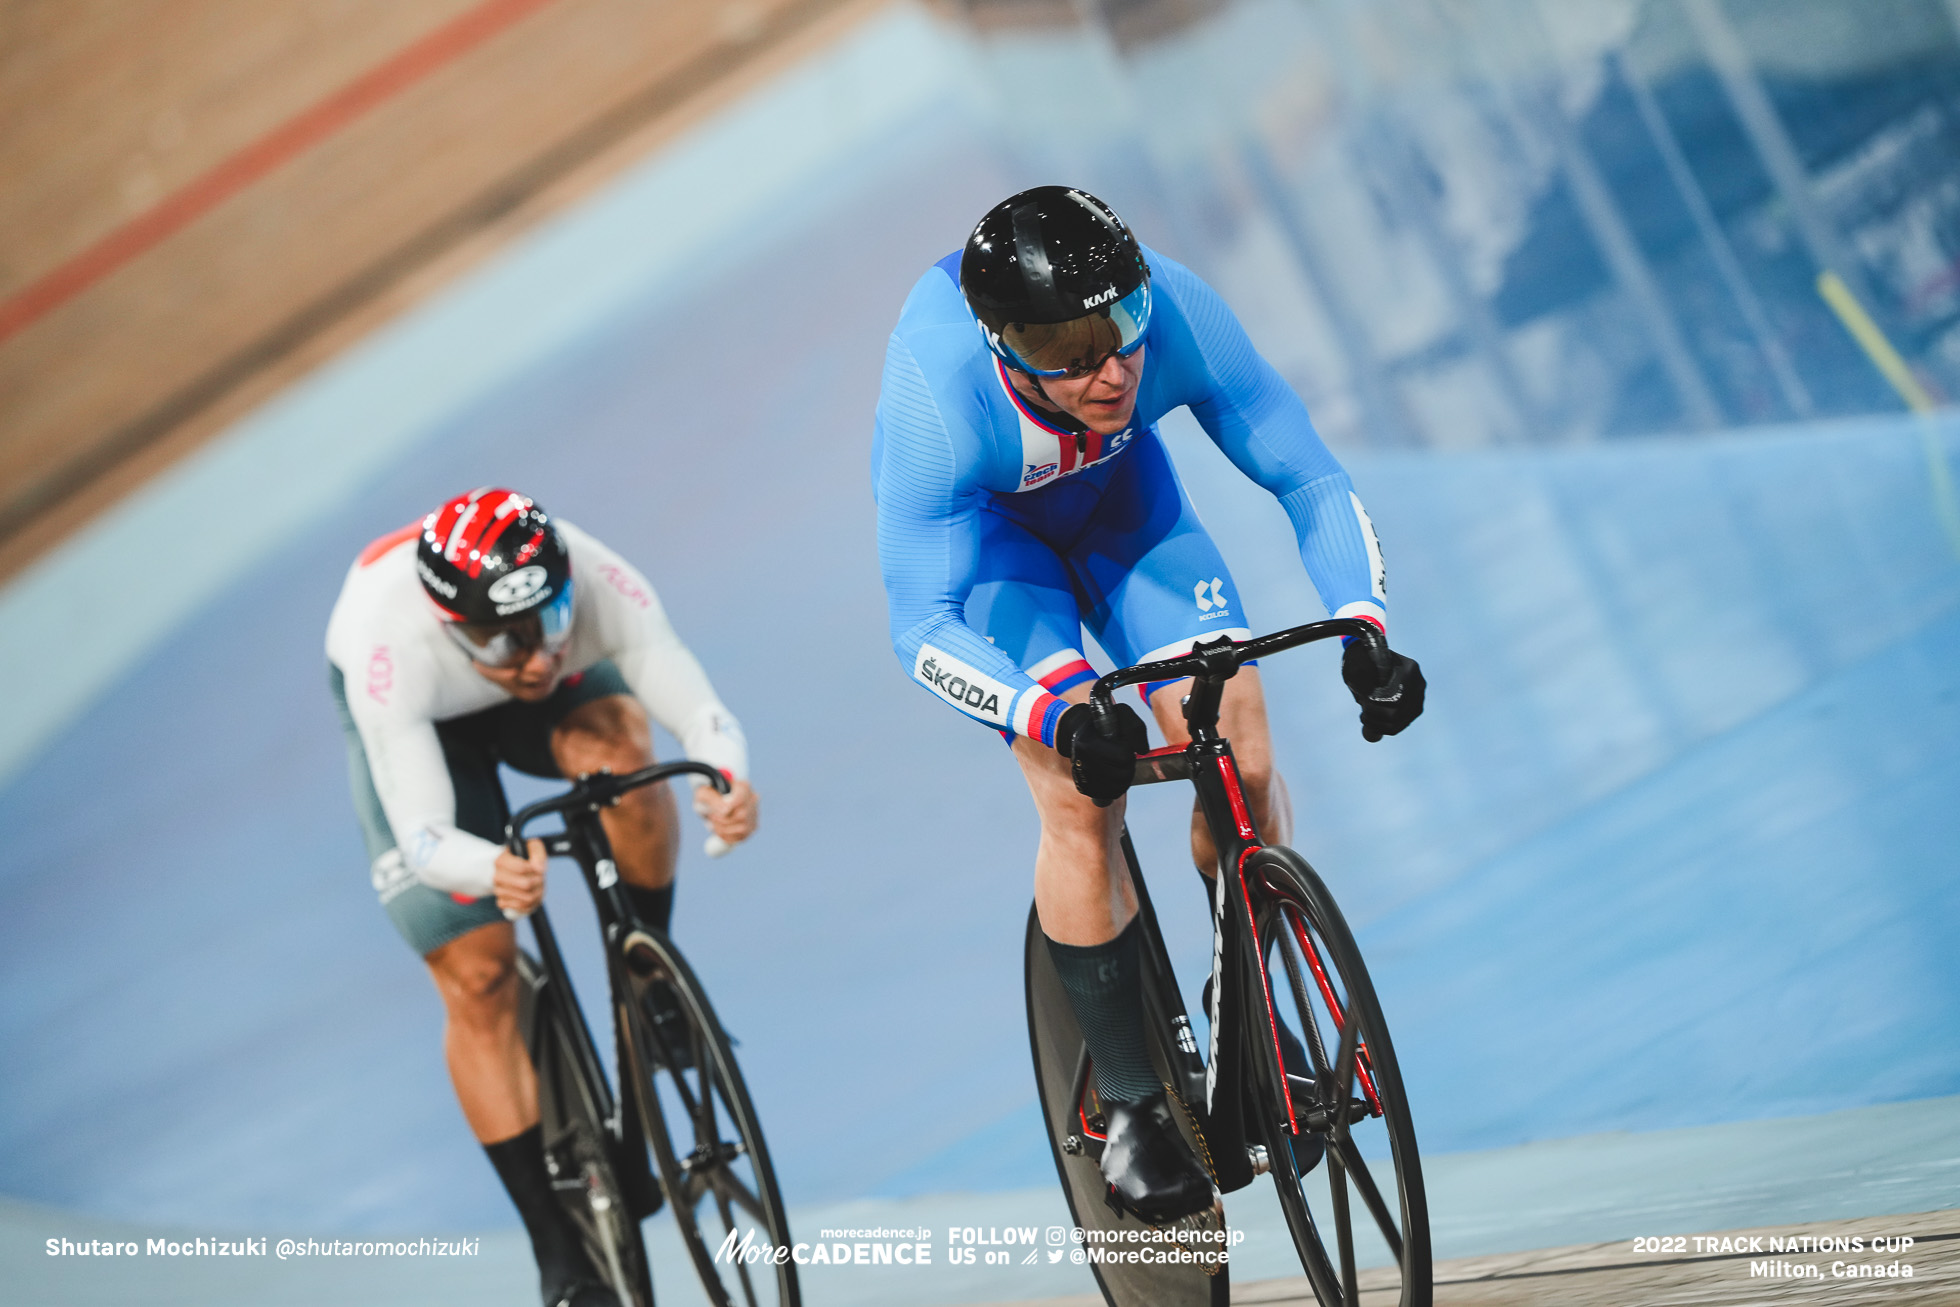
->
[961, 185, 1153, 378]
[417, 487, 575, 666]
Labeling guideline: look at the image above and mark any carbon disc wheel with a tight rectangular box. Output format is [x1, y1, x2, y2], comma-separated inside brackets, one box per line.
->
[1026, 905, 1231, 1307]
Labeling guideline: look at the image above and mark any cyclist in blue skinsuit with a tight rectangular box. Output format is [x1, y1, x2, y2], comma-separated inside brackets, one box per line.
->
[872, 186, 1425, 1222]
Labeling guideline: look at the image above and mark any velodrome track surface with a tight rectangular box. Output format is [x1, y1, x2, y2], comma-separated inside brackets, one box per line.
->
[6, 8, 1960, 1304]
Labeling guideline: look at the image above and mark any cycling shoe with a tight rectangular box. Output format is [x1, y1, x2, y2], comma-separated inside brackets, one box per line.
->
[1099, 1092, 1216, 1223]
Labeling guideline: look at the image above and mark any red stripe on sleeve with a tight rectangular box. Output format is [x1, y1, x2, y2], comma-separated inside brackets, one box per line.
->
[1038, 658, 1094, 689]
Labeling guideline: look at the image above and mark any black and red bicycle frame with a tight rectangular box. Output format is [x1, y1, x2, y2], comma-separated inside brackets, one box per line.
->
[1080, 616, 1387, 1194]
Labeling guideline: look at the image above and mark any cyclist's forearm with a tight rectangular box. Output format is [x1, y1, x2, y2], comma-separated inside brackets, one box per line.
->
[893, 610, 1068, 745]
[395, 820, 502, 898]
[670, 702, 749, 782]
[1277, 476, 1388, 631]
[354, 710, 503, 897]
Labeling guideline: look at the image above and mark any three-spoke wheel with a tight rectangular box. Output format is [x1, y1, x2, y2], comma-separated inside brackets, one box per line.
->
[620, 929, 799, 1307]
[1248, 848, 1430, 1307]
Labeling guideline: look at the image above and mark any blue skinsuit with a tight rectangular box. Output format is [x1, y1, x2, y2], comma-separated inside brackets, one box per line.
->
[872, 245, 1387, 747]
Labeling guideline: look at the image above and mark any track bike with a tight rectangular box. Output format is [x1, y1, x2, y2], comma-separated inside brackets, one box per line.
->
[508, 761, 799, 1307]
[1025, 618, 1431, 1307]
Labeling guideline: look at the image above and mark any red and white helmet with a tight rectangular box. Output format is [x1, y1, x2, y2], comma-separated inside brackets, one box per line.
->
[416, 488, 574, 665]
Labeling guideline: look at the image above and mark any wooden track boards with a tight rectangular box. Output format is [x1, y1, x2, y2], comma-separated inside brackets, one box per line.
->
[0, 0, 880, 570]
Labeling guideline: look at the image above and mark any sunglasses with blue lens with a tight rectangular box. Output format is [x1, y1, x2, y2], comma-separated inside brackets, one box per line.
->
[995, 280, 1152, 378]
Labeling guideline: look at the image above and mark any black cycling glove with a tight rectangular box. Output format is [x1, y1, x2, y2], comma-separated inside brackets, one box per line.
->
[1341, 638, 1426, 742]
[1054, 701, 1151, 807]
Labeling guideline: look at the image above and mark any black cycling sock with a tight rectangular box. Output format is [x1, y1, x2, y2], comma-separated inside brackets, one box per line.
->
[484, 1123, 588, 1299]
[1045, 917, 1161, 1105]
[625, 881, 674, 933]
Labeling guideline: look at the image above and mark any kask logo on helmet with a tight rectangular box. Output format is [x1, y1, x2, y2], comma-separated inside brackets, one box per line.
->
[487, 565, 551, 615]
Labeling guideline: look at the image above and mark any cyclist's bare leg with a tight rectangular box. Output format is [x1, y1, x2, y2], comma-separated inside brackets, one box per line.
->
[549, 693, 679, 892]
[1012, 684, 1138, 946]
[425, 921, 537, 1142]
[1147, 666, 1293, 876]
[429, 928, 596, 1293]
[1018, 686, 1219, 1220]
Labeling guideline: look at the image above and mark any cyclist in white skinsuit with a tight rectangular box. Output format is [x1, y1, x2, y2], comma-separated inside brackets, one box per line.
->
[327, 487, 757, 1307]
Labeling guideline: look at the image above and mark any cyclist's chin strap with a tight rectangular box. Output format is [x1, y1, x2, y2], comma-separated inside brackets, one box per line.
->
[1008, 366, 1088, 434]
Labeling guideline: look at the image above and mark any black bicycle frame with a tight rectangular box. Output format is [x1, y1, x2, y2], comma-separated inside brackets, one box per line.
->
[1085, 617, 1384, 1194]
[506, 761, 734, 1182]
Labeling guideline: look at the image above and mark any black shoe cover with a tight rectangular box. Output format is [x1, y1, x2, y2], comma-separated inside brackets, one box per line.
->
[1100, 1092, 1215, 1223]
[1278, 1032, 1325, 1176]
[1290, 1127, 1325, 1176]
[643, 980, 695, 1071]
[1201, 973, 1315, 1080]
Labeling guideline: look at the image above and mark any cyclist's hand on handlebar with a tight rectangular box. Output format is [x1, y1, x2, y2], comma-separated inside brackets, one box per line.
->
[495, 837, 548, 918]
[1341, 638, 1426, 742]
[693, 776, 758, 852]
[1055, 702, 1150, 807]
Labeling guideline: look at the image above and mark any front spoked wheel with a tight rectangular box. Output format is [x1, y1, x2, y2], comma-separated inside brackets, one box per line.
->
[517, 951, 655, 1307]
[619, 932, 799, 1307]
[1246, 848, 1430, 1307]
